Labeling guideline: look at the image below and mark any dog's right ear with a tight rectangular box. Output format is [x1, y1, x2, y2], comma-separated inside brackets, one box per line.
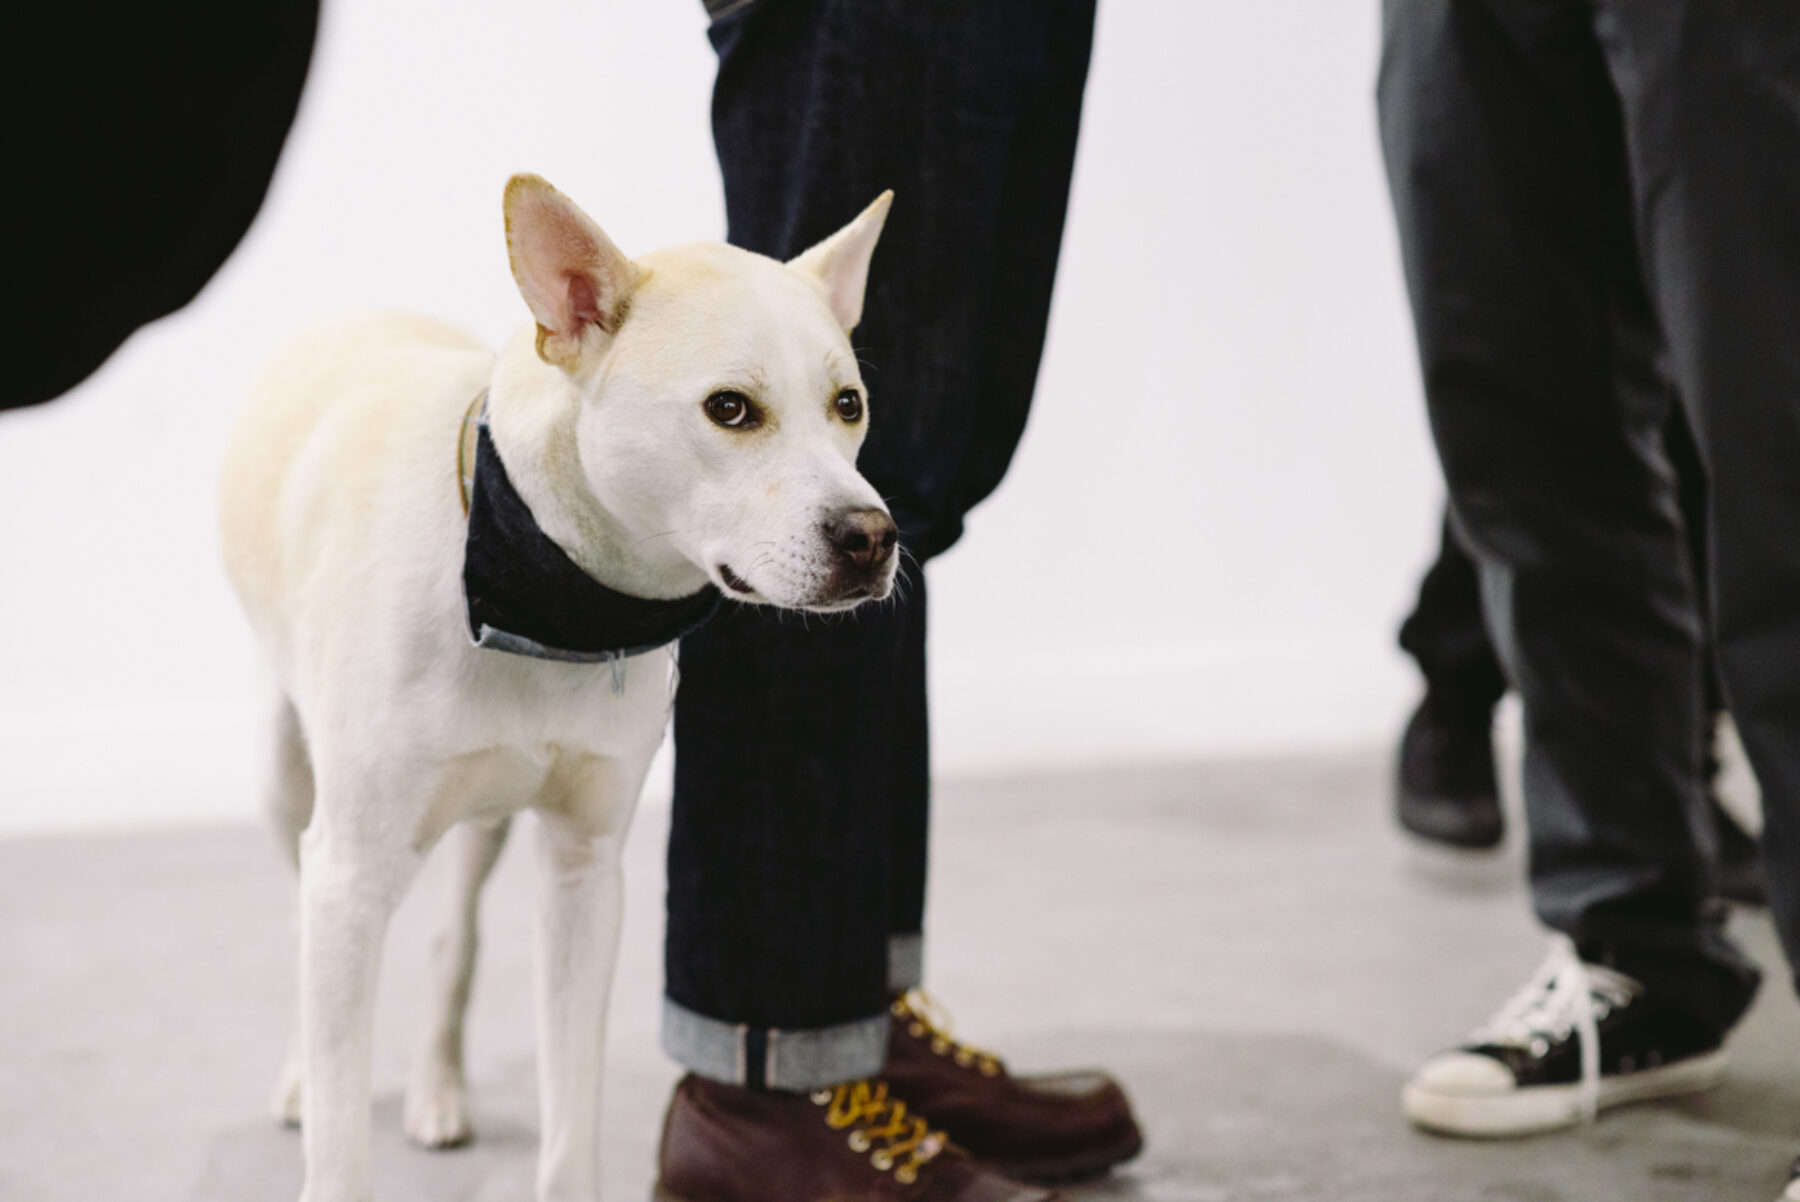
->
[788, 191, 893, 332]
[504, 174, 644, 371]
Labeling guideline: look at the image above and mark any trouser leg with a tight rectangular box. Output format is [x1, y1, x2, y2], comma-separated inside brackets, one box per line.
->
[1593, 0, 1800, 988]
[885, 565, 930, 994]
[664, 561, 925, 1088]
[665, 0, 1096, 1088]
[1661, 408, 1723, 717]
[882, 0, 1095, 985]
[1397, 512, 1509, 713]
[1378, 0, 1758, 1030]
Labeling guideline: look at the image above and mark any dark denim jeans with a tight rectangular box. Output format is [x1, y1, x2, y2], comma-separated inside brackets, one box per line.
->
[664, 0, 1097, 1089]
[1378, 0, 1800, 1032]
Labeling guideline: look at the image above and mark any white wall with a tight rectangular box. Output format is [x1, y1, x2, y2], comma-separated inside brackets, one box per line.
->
[0, 0, 1441, 835]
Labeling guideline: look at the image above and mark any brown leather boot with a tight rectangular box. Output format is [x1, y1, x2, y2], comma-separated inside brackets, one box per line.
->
[655, 1074, 1068, 1202]
[880, 992, 1143, 1184]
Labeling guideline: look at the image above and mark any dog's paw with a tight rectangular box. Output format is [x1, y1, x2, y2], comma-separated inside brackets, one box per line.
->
[270, 1053, 303, 1128]
[404, 1067, 473, 1149]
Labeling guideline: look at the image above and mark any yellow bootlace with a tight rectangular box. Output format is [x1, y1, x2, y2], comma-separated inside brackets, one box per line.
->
[891, 989, 1004, 1078]
[809, 1080, 948, 1185]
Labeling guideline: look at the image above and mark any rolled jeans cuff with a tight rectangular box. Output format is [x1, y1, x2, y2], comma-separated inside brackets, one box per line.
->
[888, 932, 924, 992]
[661, 998, 888, 1091]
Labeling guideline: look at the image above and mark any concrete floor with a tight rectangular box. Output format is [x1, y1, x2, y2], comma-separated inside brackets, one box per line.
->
[4, 753, 1799, 1202]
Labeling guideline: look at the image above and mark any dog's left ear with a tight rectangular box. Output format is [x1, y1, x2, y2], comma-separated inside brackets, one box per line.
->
[788, 191, 893, 332]
[504, 173, 644, 370]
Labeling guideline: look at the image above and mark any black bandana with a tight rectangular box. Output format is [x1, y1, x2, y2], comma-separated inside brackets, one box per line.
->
[462, 423, 721, 662]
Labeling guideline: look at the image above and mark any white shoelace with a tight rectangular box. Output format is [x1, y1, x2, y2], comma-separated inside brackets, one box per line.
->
[1469, 936, 1639, 1122]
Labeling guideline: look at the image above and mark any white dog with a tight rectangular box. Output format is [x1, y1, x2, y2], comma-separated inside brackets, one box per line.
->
[218, 174, 897, 1202]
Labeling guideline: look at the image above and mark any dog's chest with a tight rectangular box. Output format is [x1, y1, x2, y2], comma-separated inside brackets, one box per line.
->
[454, 643, 676, 759]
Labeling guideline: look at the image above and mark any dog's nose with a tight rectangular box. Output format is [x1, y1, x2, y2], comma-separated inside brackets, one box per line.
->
[825, 508, 898, 568]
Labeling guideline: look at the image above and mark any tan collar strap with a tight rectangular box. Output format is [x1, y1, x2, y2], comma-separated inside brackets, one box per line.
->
[457, 387, 488, 518]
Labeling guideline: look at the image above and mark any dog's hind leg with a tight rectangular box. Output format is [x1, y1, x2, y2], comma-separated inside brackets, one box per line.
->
[405, 815, 512, 1149]
[263, 695, 315, 1127]
[265, 695, 316, 867]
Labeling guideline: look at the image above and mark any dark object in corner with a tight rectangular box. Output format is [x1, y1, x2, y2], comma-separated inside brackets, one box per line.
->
[5, 0, 319, 411]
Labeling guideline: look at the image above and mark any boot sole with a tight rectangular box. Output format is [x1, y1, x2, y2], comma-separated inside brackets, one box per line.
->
[1402, 1047, 1728, 1138]
[651, 1125, 1144, 1198]
[985, 1124, 1146, 1185]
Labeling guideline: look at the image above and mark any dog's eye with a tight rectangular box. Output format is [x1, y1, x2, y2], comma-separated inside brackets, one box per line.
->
[704, 390, 758, 429]
[834, 389, 864, 424]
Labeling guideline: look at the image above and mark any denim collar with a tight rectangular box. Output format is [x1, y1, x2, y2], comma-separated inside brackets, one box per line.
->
[461, 396, 720, 663]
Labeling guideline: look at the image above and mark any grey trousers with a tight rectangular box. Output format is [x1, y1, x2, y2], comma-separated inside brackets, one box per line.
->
[1378, 0, 1800, 1030]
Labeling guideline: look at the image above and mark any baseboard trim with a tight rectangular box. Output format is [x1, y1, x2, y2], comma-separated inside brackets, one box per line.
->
[0, 637, 1416, 835]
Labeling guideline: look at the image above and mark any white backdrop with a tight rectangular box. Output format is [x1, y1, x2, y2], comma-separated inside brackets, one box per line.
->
[0, 0, 1442, 834]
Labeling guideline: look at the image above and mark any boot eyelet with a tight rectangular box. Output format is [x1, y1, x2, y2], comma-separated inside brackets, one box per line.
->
[810, 1089, 833, 1105]
[848, 1131, 871, 1152]
[953, 1050, 974, 1067]
[890, 1000, 907, 1017]
[872, 1151, 894, 1171]
[979, 1060, 1001, 1077]
[930, 1038, 950, 1055]
[896, 1165, 918, 1185]
[908, 1022, 926, 1038]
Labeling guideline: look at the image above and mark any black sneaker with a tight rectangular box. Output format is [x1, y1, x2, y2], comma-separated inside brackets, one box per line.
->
[1402, 939, 1728, 1137]
[1395, 693, 1503, 850]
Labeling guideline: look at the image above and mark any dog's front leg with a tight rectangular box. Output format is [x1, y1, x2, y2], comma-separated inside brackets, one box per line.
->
[298, 815, 423, 1202]
[531, 802, 628, 1202]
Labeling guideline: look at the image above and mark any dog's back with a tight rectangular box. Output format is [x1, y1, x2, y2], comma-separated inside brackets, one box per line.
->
[219, 312, 493, 680]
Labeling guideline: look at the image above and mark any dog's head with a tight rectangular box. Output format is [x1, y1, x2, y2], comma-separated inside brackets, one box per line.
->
[503, 173, 898, 612]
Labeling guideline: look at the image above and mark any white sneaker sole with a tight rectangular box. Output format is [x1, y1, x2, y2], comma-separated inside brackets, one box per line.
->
[1402, 1048, 1729, 1138]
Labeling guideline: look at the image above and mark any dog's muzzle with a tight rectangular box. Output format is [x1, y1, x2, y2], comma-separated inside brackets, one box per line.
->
[822, 507, 899, 601]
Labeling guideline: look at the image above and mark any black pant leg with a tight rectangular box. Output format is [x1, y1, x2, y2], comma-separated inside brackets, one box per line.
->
[885, 0, 1095, 960]
[930, 3, 1097, 551]
[1662, 408, 1723, 717]
[1397, 512, 1509, 713]
[1595, 0, 1800, 990]
[666, 0, 1095, 1086]
[666, 561, 925, 1031]
[1378, 0, 1757, 1030]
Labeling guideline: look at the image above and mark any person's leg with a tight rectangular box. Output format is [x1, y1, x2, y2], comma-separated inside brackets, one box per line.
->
[1398, 514, 1508, 713]
[883, 0, 1097, 979]
[668, 0, 1094, 1090]
[1663, 407, 1765, 904]
[665, 571, 923, 1082]
[1593, 0, 1800, 984]
[1378, 0, 1759, 1134]
[661, 2, 1130, 1196]
[1394, 513, 1509, 848]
